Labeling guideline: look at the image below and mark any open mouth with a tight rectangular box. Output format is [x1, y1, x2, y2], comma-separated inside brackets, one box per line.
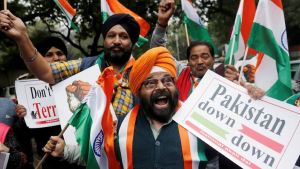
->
[153, 95, 169, 109]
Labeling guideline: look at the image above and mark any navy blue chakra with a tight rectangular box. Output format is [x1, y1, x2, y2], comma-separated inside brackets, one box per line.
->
[93, 130, 104, 157]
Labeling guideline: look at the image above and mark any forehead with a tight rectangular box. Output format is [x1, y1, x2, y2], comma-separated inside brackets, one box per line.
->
[106, 24, 129, 35]
[190, 45, 211, 55]
[146, 71, 171, 79]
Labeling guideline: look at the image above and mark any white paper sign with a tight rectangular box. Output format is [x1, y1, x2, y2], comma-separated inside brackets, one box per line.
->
[15, 79, 60, 128]
[173, 70, 300, 169]
[52, 65, 100, 145]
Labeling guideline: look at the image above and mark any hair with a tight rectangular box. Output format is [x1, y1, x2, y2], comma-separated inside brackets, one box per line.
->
[186, 41, 214, 60]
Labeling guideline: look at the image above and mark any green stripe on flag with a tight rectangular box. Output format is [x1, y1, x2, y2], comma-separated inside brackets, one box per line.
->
[266, 79, 293, 100]
[248, 23, 289, 63]
[225, 15, 242, 65]
[248, 23, 292, 100]
[69, 103, 99, 168]
[191, 112, 228, 139]
[136, 36, 148, 47]
[184, 15, 218, 54]
[101, 12, 109, 23]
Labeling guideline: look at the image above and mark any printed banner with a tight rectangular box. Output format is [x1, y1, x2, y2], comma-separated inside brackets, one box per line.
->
[173, 70, 300, 169]
[15, 79, 60, 128]
[52, 65, 100, 145]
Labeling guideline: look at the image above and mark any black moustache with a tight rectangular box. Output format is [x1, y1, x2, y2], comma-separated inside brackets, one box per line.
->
[110, 46, 123, 50]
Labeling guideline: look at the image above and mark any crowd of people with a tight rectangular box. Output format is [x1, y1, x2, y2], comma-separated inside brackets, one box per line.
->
[0, 0, 299, 168]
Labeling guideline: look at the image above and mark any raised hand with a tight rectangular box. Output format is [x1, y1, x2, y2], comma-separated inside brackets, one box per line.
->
[157, 0, 175, 27]
[0, 10, 28, 41]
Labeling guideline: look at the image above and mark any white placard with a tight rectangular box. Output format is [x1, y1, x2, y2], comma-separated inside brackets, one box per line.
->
[52, 65, 100, 145]
[173, 70, 300, 169]
[15, 79, 60, 128]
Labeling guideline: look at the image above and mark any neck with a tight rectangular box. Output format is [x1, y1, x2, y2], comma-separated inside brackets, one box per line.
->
[107, 61, 125, 74]
[149, 118, 165, 131]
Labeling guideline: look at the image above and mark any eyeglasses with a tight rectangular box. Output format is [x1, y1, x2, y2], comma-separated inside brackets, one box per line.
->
[142, 76, 175, 89]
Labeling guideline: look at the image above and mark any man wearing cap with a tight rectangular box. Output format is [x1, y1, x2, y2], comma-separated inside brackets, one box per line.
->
[0, 10, 140, 116]
[43, 47, 217, 168]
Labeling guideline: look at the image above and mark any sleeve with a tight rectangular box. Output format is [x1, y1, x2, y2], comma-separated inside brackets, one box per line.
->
[50, 59, 82, 83]
[63, 144, 86, 166]
[150, 25, 187, 77]
[150, 25, 168, 48]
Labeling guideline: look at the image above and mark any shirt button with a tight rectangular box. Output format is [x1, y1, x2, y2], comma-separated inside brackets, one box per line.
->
[155, 141, 160, 146]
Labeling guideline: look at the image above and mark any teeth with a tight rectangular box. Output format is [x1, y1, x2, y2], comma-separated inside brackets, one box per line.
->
[157, 96, 167, 99]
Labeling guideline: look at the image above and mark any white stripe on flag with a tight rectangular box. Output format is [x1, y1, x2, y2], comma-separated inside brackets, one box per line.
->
[118, 111, 131, 168]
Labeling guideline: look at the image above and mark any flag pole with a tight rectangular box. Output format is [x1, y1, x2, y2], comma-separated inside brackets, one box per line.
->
[4, 0, 7, 10]
[238, 46, 249, 83]
[228, 34, 237, 65]
[184, 23, 190, 46]
[35, 123, 70, 169]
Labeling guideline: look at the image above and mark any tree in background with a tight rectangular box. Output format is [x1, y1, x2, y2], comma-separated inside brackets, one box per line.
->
[0, 0, 299, 86]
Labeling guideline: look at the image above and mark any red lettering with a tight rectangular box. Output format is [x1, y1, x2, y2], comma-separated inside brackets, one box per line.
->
[32, 102, 57, 119]
[32, 102, 42, 119]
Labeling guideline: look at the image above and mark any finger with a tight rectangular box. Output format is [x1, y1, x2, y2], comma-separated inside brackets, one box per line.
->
[1, 10, 17, 20]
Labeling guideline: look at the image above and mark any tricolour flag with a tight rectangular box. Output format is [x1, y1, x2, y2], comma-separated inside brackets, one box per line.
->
[69, 67, 120, 169]
[247, 0, 292, 100]
[53, 0, 79, 31]
[101, 0, 150, 47]
[181, 0, 217, 53]
[225, 0, 256, 65]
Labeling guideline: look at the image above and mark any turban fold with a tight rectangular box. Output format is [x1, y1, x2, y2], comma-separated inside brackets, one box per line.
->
[37, 36, 68, 57]
[102, 13, 140, 45]
[129, 47, 176, 96]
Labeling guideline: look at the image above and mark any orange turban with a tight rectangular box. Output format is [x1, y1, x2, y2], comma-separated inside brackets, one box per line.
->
[129, 47, 176, 96]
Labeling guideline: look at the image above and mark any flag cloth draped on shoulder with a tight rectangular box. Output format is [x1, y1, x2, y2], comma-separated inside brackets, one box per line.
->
[247, 0, 292, 100]
[180, 0, 217, 54]
[69, 67, 121, 169]
[53, 0, 79, 31]
[101, 0, 150, 47]
[225, 0, 256, 65]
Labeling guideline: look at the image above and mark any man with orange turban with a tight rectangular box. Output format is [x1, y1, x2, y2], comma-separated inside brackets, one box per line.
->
[43, 47, 219, 168]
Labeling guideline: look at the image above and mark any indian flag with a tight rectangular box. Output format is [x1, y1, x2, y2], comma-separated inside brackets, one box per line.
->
[69, 67, 120, 169]
[181, 0, 217, 53]
[101, 0, 150, 47]
[225, 0, 256, 65]
[53, 0, 79, 31]
[247, 0, 292, 100]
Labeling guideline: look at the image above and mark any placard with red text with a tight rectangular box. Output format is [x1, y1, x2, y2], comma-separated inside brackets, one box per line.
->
[15, 79, 59, 128]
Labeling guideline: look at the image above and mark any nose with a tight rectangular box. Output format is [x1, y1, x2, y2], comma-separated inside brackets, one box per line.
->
[155, 80, 166, 89]
[53, 54, 59, 61]
[196, 57, 204, 64]
[113, 36, 121, 45]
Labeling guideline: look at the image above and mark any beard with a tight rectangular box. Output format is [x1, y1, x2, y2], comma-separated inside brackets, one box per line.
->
[66, 92, 81, 112]
[140, 89, 179, 123]
[104, 45, 132, 66]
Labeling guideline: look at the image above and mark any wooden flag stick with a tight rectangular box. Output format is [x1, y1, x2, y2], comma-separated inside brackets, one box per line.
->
[3, 0, 7, 10]
[35, 123, 70, 169]
[184, 23, 190, 47]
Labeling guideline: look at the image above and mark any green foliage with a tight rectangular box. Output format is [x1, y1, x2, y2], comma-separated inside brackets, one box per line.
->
[1, 0, 300, 69]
